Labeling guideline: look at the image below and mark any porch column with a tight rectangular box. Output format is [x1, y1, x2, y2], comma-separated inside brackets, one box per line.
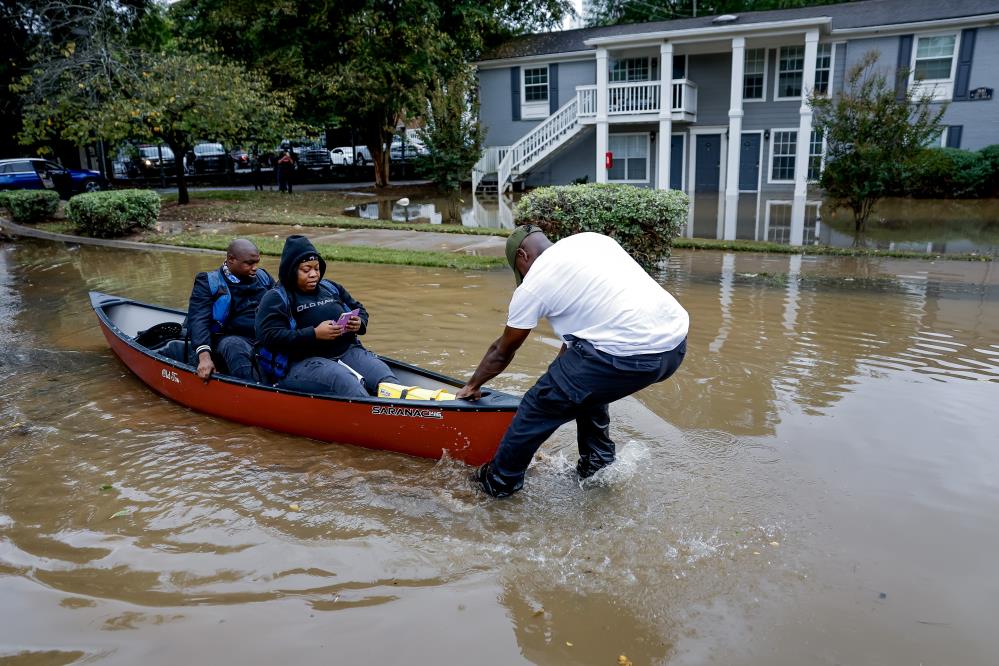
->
[790, 29, 819, 246]
[723, 36, 745, 241]
[657, 42, 674, 190]
[596, 47, 609, 183]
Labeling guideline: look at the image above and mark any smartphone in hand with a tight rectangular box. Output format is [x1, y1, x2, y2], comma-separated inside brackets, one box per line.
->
[336, 309, 360, 328]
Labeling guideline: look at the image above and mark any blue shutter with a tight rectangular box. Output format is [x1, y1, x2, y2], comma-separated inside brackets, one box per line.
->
[549, 63, 559, 114]
[511, 67, 521, 121]
[954, 29, 977, 100]
[946, 126, 962, 149]
[895, 35, 913, 101]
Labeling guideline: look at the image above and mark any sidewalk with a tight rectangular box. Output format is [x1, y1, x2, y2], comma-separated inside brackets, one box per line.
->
[0, 217, 507, 258]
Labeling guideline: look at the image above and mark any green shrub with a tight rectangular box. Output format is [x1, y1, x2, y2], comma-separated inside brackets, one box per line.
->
[0, 189, 60, 223]
[979, 144, 999, 196]
[904, 148, 992, 198]
[66, 189, 161, 238]
[513, 183, 688, 272]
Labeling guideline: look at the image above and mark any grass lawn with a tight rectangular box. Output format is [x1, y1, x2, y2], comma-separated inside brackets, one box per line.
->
[145, 232, 506, 270]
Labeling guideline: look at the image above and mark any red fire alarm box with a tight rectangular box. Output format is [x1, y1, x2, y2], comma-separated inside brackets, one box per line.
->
[605, 152, 613, 170]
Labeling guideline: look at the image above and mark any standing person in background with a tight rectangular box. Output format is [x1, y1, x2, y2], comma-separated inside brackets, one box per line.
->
[457, 226, 689, 497]
[250, 151, 264, 191]
[276, 150, 294, 194]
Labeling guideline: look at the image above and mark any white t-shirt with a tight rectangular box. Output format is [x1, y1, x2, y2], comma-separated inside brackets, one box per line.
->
[506, 233, 689, 356]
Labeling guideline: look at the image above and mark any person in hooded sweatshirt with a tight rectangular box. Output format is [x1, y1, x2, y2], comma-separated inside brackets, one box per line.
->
[255, 235, 399, 396]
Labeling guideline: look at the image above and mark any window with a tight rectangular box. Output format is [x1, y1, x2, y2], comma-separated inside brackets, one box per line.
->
[610, 57, 651, 82]
[608, 134, 649, 183]
[743, 48, 766, 101]
[523, 66, 549, 103]
[807, 129, 824, 181]
[672, 55, 686, 79]
[914, 35, 956, 81]
[770, 130, 797, 182]
[776, 46, 804, 99]
[814, 43, 832, 95]
[909, 33, 959, 100]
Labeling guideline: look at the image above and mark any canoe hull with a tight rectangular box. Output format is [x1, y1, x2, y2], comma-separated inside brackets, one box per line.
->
[93, 293, 517, 465]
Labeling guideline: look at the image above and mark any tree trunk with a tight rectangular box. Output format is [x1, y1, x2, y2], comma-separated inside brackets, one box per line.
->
[366, 127, 391, 188]
[170, 142, 189, 205]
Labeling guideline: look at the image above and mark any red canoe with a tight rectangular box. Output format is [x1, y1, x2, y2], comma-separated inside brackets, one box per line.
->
[90, 291, 519, 465]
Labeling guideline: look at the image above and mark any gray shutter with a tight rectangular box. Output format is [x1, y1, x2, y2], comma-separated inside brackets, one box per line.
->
[954, 28, 977, 100]
[896, 34, 914, 101]
[511, 67, 521, 121]
[946, 125, 962, 149]
[549, 63, 559, 114]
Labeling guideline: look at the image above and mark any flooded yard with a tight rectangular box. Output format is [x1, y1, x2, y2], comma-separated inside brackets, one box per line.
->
[346, 191, 999, 256]
[1, 240, 997, 664]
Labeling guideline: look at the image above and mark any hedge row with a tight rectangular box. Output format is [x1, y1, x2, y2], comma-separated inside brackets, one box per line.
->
[900, 145, 999, 199]
[513, 183, 688, 273]
[0, 190, 60, 223]
[66, 189, 161, 238]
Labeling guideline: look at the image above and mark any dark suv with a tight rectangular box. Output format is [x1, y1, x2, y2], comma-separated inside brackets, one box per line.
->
[186, 142, 229, 175]
[280, 139, 330, 172]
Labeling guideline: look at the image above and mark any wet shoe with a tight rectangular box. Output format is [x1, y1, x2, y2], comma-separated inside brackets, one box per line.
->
[576, 458, 611, 479]
[474, 462, 516, 498]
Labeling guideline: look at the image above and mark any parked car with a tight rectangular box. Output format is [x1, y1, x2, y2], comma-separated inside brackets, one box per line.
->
[279, 139, 330, 172]
[330, 146, 354, 166]
[353, 145, 373, 166]
[229, 148, 250, 171]
[0, 158, 108, 196]
[390, 136, 428, 162]
[186, 142, 229, 175]
[134, 145, 175, 178]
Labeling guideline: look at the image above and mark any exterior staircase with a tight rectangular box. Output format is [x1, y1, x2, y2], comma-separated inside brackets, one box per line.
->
[474, 97, 585, 195]
[472, 78, 698, 194]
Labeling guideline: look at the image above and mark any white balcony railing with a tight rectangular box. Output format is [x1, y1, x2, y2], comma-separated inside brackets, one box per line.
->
[576, 79, 698, 118]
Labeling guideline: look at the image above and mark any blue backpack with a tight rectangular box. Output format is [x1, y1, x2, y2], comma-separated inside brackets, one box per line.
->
[205, 267, 273, 333]
[257, 279, 341, 383]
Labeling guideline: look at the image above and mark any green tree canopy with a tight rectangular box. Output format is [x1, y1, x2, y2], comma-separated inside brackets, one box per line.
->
[171, 0, 571, 186]
[416, 66, 486, 192]
[810, 50, 946, 232]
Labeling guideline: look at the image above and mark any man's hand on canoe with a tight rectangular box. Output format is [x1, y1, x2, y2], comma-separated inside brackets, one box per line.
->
[196, 351, 215, 382]
[456, 384, 482, 401]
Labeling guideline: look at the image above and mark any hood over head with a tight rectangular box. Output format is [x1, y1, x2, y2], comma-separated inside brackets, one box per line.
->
[278, 235, 326, 289]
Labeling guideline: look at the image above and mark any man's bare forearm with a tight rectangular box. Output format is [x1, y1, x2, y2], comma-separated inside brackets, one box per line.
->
[465, 338, 516, 391]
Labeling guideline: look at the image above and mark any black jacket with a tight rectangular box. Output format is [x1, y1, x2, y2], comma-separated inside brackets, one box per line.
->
[254, 235, 369, 360]
[187, 266, 271, 354]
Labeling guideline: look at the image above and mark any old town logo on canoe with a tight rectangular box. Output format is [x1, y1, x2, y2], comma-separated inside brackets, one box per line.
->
[371, 405, 443, 420]
[161, 369, 180, 384]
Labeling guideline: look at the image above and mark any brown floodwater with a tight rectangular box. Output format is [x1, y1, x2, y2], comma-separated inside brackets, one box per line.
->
[1, 240, 998, 665]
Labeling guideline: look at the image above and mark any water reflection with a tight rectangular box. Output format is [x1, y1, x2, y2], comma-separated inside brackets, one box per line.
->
[344, 190, 997, 256]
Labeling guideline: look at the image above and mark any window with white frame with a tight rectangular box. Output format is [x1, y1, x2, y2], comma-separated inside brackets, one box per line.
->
[743, 48, 766, 100]
[770, 130, 797, 182]
[910, 34, 958, 100]
[608, 134, 649, 182]
[776, 46, 804, 99]
[914, 34, 957, 81]
[610, 57, 651, 82]
[523, 66, 549, 103]
[814, 43, 832, 95]
[807, 129, 824, 181]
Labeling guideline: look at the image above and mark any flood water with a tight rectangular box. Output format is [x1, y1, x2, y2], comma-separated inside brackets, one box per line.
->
[347, 192, 999, 257]
[1, 240, 998, 664]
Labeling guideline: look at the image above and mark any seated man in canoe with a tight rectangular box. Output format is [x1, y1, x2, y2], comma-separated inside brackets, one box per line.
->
[187, 238, 273, 382]
[254, 235, 399, 396]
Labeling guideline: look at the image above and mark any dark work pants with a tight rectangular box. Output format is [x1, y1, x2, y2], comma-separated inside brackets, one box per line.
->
[216, 335, 258, 381]
[480, 337, 686, 496]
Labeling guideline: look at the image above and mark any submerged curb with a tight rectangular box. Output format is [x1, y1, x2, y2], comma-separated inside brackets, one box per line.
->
[0, 217, 222, 255]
